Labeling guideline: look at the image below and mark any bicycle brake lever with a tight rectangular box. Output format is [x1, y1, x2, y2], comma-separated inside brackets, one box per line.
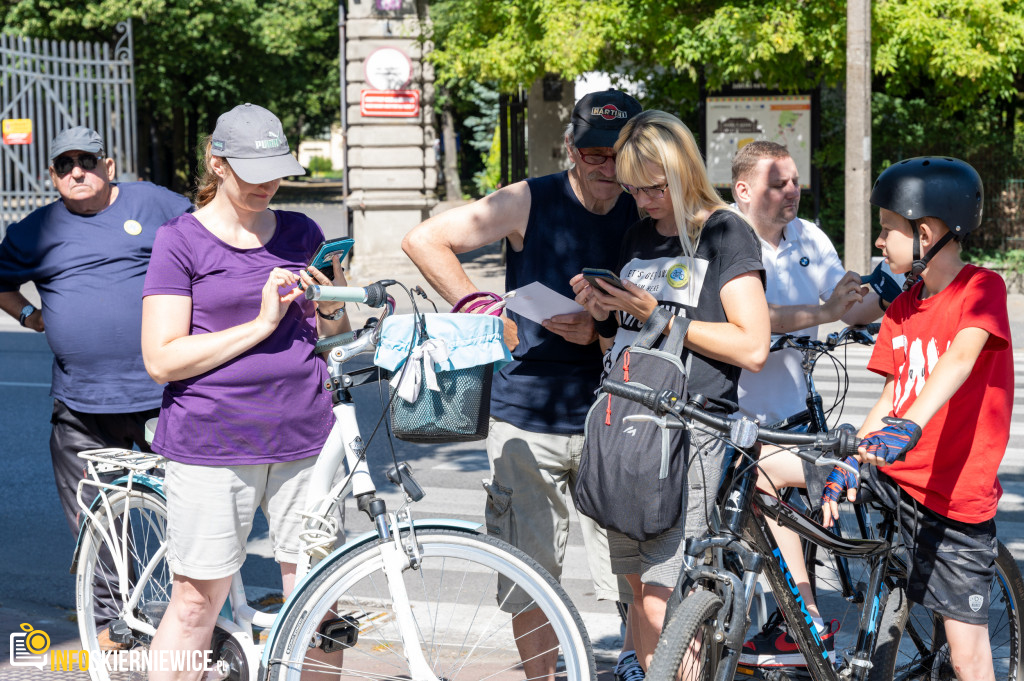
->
[622, 414, 670, 428]
[814, 454, 860, 480]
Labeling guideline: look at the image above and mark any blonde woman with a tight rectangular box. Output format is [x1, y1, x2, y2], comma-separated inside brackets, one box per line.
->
[140, 103, 349, 679]
[572, 110, 771, 669]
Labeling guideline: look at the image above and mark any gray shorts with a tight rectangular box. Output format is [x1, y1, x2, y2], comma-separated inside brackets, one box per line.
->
[165, 457, 323, 580]
[608, 426, 727, 588]
[805, 459, 998, 625]
[484, 417, 632, 610]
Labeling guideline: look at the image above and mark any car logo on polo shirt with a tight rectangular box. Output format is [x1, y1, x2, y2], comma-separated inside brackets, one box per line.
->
[123, 220, 142, 236]
[799, 256, 810, 267]
[591, 104, 627, 120]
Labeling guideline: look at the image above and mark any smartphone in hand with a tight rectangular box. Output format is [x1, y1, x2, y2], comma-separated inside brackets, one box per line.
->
[581, 267, 627, 292]
[308, 238, 354, 281]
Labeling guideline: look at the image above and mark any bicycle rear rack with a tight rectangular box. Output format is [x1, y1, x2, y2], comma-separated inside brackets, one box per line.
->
[78, 447, 164, 474]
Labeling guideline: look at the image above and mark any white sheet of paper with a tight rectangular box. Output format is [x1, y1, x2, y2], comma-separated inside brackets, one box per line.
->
[504, 282, 584, 325]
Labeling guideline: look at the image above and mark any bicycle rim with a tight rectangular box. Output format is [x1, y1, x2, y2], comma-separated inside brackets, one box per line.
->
[77, 490, 171, 681]
[647, 589, 724, 681]
[267, 528, 594, 680]
[888, 541, 1023, 681]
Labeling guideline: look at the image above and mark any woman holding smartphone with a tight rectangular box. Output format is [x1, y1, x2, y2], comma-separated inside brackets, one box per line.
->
[140, 103, 350, 678]
[571, 110, 770, 670]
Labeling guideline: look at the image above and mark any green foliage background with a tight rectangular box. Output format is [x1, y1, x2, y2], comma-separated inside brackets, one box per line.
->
[428, 0, 1024, 254]
[2, 0, 340, 194]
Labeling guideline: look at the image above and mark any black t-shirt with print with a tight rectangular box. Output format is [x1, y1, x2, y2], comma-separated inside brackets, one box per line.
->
[604, 209, 764, 414]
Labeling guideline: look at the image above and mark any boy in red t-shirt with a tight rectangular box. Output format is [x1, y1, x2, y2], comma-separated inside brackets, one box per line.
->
[821, 157, 1013, 681]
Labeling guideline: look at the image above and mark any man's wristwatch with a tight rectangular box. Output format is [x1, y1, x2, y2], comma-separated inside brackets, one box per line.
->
[19, 304, 37, 327]
[316, 305, 346, 321]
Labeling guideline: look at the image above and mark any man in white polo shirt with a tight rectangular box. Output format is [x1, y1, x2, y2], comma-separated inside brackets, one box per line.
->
[733, 140, 899, 426]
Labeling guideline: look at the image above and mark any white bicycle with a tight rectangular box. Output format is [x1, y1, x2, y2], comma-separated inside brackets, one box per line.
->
[72, 279, 595, 680]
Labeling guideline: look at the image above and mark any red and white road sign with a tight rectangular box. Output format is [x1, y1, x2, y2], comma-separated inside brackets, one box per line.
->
[360, 90, 420, 118]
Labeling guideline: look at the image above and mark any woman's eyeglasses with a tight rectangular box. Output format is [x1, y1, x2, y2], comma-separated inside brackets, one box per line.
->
[620, 183, 668, 199]
[52, 154, 102, 177]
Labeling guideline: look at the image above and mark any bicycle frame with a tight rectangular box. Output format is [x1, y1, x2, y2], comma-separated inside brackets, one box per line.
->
[673, 450, 893, 681]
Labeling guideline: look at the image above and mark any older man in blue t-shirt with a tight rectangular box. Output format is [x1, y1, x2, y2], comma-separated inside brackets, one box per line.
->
[0, 127, 190, 644]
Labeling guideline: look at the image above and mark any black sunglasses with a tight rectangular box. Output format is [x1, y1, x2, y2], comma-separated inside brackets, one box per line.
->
[52, 154, 102, 177]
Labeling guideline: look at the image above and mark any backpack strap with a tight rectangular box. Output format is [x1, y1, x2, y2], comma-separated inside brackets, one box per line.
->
[634, 307, 673, 349]
[662, 316, 689, 356]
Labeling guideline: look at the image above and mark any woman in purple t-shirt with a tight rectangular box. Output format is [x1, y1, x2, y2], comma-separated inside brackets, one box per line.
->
[140, 104, 350, 674]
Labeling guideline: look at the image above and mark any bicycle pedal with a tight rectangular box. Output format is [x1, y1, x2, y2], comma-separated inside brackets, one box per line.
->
[108, 619, 133, 644]
[318, 616, 359, 653]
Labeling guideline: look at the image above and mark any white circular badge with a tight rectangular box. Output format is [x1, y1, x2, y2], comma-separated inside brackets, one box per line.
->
[364, 47, 413, 90]
[124, 220, 142, 236]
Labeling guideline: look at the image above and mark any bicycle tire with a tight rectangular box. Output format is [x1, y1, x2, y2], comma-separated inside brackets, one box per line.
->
[76, 488, 172, 681]
[870, 541, 1024, 681]
[647, 589, 725, 681]
[266, 528, 595, 680]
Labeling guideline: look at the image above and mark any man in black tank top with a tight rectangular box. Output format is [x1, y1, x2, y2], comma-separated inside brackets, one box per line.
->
[403, 90, 645, 681]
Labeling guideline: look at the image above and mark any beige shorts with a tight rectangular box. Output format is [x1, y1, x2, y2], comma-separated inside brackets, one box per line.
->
[165, 457, 319, 580]
[484, 417, 632, 610]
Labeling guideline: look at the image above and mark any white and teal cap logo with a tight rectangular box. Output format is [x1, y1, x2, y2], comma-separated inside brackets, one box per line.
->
[210, 103, 305, 184]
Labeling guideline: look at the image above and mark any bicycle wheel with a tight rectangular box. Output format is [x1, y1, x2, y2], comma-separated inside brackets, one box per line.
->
[267, 528, 595, 680]
[76, 489, 172, 681]
[870, 541, 1024, 681]
[647, 589, 725, 681]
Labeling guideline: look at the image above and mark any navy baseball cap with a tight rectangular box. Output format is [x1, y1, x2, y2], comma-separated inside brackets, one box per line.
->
[572, 90, 642, 149]
[211, 103, 305, 184]
[50, 127, 104, 162]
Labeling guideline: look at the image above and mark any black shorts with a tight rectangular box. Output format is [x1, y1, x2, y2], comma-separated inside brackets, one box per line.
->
[804, 460, 997, 625]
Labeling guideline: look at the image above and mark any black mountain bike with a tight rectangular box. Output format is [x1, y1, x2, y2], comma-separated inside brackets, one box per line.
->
[599, 380, 1024, 681]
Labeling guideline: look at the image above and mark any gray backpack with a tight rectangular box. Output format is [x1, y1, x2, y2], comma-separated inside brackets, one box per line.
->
[575, 307, 690, 541]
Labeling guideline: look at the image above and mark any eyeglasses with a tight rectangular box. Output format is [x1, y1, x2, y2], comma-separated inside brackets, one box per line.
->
[52, 154, 102, 177]
[620, 182, 668, 199]
[577, 151, 616, 165]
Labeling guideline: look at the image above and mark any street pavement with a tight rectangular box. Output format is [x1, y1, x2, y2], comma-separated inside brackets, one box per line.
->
[1, 224, 1023, 678]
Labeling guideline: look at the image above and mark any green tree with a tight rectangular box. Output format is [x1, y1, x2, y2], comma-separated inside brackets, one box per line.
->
[2, 0, 339, 193]
[427, 0, 1024, 248]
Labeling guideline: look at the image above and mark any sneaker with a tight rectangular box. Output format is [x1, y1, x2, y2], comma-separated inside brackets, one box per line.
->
[738, 611, 838, 667]
[615, 652, 645, 681]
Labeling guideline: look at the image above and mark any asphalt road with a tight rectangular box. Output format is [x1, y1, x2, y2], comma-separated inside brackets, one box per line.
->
[1, 248, 1022, 679]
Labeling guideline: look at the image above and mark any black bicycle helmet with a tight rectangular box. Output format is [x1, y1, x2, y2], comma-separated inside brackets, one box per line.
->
[870, 156, 983, 289]
[869, 156, 983, 238]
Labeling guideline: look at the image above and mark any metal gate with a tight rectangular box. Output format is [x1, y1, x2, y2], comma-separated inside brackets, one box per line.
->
[0, 21, 136, 236]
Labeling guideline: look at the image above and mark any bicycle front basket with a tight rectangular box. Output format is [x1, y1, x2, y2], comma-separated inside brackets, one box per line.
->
[374, 313, 511, 443]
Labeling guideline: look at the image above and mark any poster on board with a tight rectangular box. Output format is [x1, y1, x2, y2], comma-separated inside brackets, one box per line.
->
[705, 95, 812, 189]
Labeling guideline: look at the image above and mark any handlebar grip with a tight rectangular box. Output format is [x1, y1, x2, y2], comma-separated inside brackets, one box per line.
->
[305, 281, 390, 308]
[865, 322, 880, 335]
[314, 331, 357, 355]
[602, 379, 661, 413]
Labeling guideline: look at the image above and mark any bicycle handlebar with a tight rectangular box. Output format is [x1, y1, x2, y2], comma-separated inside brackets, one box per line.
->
[770, 322, 880, 354]
[601, 379, 861, 471]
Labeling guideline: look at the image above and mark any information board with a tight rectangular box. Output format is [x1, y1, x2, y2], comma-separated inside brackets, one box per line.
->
[705, 95, 812, 189]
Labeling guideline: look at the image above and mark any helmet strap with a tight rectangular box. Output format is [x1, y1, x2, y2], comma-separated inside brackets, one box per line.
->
[903, 218, 956, 291]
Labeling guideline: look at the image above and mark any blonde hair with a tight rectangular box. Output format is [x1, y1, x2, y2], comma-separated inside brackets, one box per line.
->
[614, 110, 729, 259]
[194, 136, 227, 208]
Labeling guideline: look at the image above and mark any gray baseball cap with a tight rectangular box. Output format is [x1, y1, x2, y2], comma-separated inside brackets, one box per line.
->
[211, 103, 305, 184]
[50, 127, 104, 162]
